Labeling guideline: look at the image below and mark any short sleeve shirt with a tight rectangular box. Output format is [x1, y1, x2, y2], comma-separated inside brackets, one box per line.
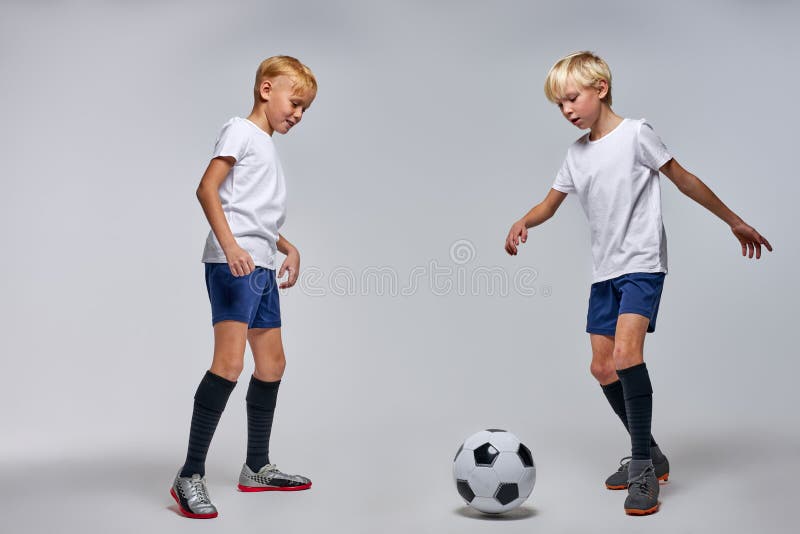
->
[552, 118, 672, 283]
[201, 117, 287, 268]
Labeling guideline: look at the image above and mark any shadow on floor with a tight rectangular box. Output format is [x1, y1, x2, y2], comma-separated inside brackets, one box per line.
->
[453, 505, 537, 520]
[0, 454, 180, 507]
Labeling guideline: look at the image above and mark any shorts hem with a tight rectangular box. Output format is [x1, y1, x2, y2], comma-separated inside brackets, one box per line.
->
[586, 326, 657, 335]
[586, 327, 616, 335]
[211, 314, 251, 325]
[249, 322, 282, 329]
[617, 308, 655, 320]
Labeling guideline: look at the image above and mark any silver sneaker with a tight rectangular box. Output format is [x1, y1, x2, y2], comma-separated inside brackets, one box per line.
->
[238, 463, 312, 492]
[170, 471, 218, 519]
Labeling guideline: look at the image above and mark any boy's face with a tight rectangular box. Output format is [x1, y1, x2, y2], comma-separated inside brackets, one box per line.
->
[556, 79, 607, 130]
[261, 75, 316, 135]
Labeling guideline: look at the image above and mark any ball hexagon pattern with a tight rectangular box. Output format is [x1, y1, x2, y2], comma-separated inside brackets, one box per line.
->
[473, 443, 500, 466]
[452, 429, 536, 514]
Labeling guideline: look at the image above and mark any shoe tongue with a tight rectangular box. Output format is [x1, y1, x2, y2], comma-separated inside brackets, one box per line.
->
[255, 464, 276, 474]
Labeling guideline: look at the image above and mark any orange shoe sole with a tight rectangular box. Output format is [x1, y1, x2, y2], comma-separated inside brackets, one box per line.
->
[625, 502, 660, 516]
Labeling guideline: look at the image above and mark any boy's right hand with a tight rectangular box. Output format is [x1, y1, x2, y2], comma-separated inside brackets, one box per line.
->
[224, 245, 255, 277]
[505, 219, 528, 256]
[731, 221, 773, 259]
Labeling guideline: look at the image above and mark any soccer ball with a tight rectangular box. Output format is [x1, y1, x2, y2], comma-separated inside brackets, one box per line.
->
[453, 429, 536, 514]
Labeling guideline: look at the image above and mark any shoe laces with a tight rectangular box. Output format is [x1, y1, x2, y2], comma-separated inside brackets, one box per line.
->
[189, 475, 211, 504]
[629, 465, 655, 494]
[617, 456, 632, 472]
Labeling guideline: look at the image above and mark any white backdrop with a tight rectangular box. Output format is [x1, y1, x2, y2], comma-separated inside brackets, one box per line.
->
[1, 1, 797, 532]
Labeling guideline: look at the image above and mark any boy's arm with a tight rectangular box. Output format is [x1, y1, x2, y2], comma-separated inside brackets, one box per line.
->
[196, 156, 256, 276]
[505, 188, 568, 255]
[276, 233, 300, 289]
[660, 158, 773, 259]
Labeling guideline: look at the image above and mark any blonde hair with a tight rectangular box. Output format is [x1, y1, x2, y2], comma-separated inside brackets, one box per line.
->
[544, 51, 613, 106]
[253, 55, 317, 100]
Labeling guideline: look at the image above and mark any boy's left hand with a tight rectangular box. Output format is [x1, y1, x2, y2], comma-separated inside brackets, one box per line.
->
[278, 248, 300, 288]
[731, 222, 773, 259]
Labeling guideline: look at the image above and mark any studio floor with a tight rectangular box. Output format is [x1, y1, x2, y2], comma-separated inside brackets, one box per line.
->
[3, 419, 797, 534]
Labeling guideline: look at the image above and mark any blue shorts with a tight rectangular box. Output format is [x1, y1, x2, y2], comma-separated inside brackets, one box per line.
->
[204, 263, 281, 328]
[586, 272, 665, 335]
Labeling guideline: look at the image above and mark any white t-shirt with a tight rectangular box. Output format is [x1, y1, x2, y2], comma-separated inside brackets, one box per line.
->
[201, 117, 287, 269]
[552, 118, 672, 283]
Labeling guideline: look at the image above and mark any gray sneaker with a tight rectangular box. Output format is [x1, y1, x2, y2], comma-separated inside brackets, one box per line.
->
[238, 463, 312, 492]
[170, 471, 218, 519]
[606, 451, 670, 490]
[624, 465, 660, 515]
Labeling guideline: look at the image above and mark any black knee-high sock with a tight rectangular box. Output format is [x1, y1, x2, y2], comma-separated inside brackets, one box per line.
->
[180, 371, 236, 477]
[601, 380, 658, 448]
[246, 375, 281, 472]
[616, 363, 653, 461]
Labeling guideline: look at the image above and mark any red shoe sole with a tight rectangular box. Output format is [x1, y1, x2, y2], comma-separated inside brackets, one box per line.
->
[606, 473, 669, 490]
[170, 488, 218, 519]
[238, 482, 312, 492]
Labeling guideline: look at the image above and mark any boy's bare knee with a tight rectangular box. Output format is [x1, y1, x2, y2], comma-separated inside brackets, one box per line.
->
[269, 354, 286, 376]
[211, 357, 244, 381]
[254, 358, 285, 382]
[612, 345, 643, 369]
[590, 361, 617, 384]
[274, 358, 286, 379]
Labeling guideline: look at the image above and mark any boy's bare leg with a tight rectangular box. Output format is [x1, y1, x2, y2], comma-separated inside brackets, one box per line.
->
[209, 320, 249, 381]
[592, 333, 631, 437]
[590, 333, 618, 385]
[612, 313, 649, 370]
[249, 327, 286, 381]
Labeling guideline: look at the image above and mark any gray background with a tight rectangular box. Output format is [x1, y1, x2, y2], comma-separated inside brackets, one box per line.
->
[1, 0, 797, 532]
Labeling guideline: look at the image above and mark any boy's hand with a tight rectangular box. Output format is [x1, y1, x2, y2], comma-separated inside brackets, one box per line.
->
[278, 247, 300, 289]
[731, 222, 773, 259]
[224, 244, 255, 276]
[505, 220, 528, 255]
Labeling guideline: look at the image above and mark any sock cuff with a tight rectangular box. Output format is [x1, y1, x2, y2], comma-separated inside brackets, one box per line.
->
[616, 362, 647, 377]
[246, 375, 281, 406]
[600, 379, 623, 394]
[617, 363, 653, 400]
[194, 370, 237, 411]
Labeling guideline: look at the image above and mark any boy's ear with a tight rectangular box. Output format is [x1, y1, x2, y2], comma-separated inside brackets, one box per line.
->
[596, 79, 609, 100]
[259, 79, 273, 101]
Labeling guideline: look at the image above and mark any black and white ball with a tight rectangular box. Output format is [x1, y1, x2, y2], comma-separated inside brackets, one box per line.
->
[452, 429, 536, 514]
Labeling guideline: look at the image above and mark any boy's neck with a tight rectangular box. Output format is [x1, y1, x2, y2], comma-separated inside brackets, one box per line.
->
[588, 106, 623, 141]
[247, 108, 274, 136]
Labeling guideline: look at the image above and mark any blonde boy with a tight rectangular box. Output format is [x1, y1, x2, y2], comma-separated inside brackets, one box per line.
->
[171, 56, 317, 519]
[505, 51, 771, 515]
